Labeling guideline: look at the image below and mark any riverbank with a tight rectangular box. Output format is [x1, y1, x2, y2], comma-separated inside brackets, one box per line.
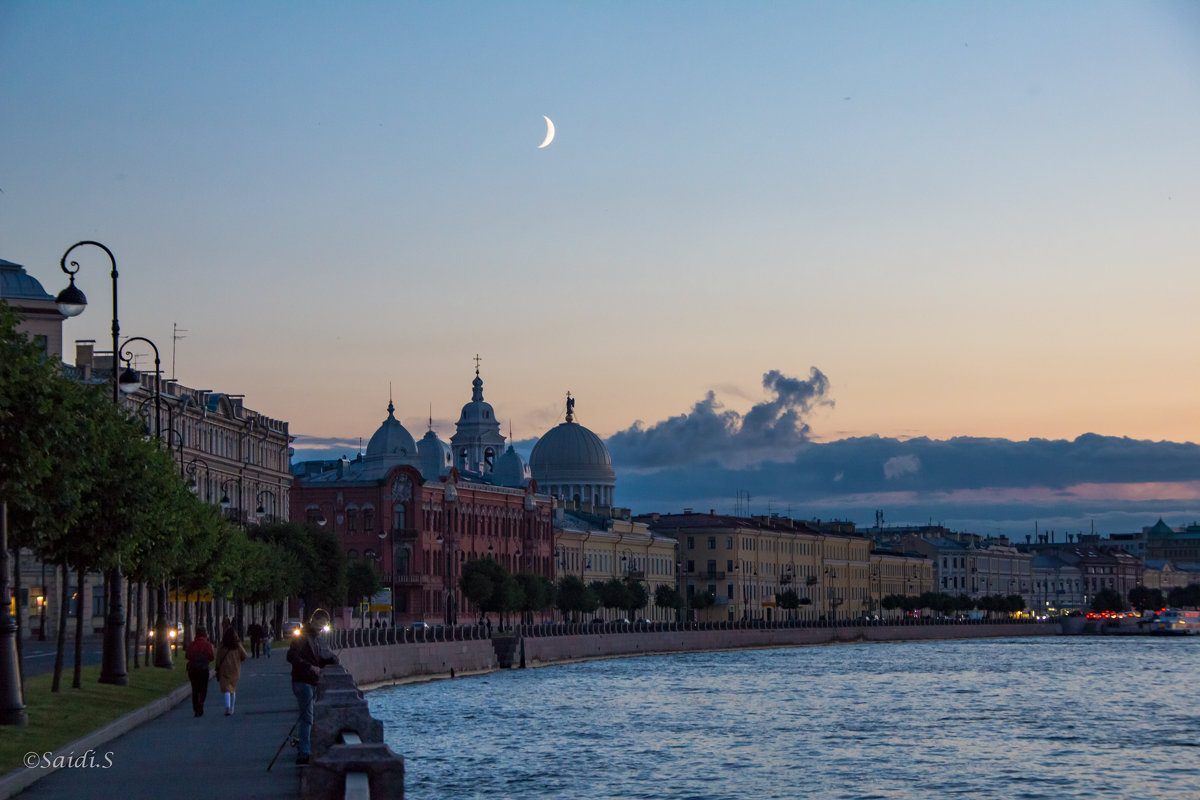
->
[339, 621, 1062, 689]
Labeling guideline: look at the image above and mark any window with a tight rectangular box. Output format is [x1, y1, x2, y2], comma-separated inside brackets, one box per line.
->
[92, 586, 105, 618]
[687, 536, 695, 549]
[347, 508, 358, 532]
[707, 537, 716, 550]
[686, 560, 695, 573]
[364, 509, 375, 531]
[726, 536, 734, 549]
[706, 559, 717, 575]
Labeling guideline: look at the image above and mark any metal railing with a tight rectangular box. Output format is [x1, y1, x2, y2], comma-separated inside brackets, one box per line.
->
[324, 614, 1061, 649]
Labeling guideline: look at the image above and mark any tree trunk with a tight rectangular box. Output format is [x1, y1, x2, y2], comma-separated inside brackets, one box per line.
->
[51, 562, 68, 693]
[72, 564, 85, 689]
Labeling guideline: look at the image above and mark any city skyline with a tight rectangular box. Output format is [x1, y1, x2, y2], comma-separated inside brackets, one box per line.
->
[3, 2, 1198, 534]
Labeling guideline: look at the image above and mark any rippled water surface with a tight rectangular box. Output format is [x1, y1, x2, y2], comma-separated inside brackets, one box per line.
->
[368, 637, 1199, 800]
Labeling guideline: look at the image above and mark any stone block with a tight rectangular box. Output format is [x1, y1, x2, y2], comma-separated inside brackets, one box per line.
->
[301, 742, 405, 800]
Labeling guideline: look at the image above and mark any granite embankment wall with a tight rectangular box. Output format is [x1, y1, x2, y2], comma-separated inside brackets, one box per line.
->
[337, 623, 1060, 688]
[522, 622, 1060, 666]
[337, 639, 498, 688]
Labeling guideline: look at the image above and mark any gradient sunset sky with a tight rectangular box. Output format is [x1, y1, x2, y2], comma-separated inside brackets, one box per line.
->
[3, 2, 1198, 533]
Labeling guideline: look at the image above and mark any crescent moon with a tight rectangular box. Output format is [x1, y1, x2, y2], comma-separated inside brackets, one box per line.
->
[537, 115, 556, 149]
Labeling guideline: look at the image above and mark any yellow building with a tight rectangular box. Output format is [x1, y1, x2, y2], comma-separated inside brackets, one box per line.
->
[641, 512, 874, 623]
[869, 549, 935, 615]
[554, 508, 678, 622]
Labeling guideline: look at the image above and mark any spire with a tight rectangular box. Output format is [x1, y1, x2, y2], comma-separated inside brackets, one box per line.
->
[471, 354, 484, 402]
[388, 382, 395, 417]
[565, 390, 575, 423]
[429, 404, 433, 432]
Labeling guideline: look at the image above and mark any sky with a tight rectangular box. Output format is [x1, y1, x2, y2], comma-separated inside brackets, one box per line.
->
[2, 2, 1199, 536]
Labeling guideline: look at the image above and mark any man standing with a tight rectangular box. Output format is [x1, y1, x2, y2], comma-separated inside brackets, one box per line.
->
[286, 608, 337, 765]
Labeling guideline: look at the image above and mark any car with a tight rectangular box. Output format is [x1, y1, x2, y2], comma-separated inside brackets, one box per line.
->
[408, 621, 430, 629]
[282, 620, 304, 638]
[146, 622, 184, 642]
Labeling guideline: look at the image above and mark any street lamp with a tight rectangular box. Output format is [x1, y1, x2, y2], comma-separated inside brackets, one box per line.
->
[185, 458, 211, 500]
[57, 241, 127, 686]
[219, 478, 242, 523]
[119, 337, 173, 669]
[255, 489, 277, 522]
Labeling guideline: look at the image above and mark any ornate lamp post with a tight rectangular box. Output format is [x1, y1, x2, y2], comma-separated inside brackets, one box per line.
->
[219, 478, 242, 524]
[118, 336, 173, 668]
[55, 241, 127, 686]
[0, 503, 27, 724]
[185, 458, 211, 501]
[255, 489, 277, 523]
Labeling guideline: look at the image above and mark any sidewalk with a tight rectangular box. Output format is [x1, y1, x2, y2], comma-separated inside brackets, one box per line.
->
[11, 646, 300, 800]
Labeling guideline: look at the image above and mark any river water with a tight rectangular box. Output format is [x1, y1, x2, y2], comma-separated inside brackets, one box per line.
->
[367, 637, 1199, 800]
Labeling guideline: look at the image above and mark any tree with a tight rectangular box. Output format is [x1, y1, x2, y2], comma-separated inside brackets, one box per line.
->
[346, 560, 384, 622]
[654, 585, 684, 618]
[1091, 588, 1126, 613]
[691, 591, 717, 611]
[555, 575, 597, 622]
[1166, 584, 1200, 608]
[778, 589, 801, 619]
[515, 572, 554, 624]
[460, 558, 523, 626]
[623, 578, 649, 619]
[1004, 594, 1026, 615]
[596, 578, 631, 618]
[1128, 585, 1164, 612]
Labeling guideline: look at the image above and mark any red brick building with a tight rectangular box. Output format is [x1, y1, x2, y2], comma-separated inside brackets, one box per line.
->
[290, 372, 554, 625]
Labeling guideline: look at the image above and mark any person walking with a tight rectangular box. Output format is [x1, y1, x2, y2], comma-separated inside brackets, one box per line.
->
[286, 608, 338, 765]
[185, 628, 214, 717]
[215, 625, 248, 716]
[264, 621, 273, 658]
[247, 621, 263, 658]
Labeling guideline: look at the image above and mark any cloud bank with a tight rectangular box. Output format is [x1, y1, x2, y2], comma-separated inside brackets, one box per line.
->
[602, 369, 1200, 535]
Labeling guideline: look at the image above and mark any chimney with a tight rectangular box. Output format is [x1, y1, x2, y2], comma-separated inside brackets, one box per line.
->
[75, 340, 95, 374]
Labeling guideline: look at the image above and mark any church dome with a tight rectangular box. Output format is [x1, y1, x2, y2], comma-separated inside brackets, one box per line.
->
[458, 374, 498, 425]
[365, 401, 417, 461]
[493, 445, 531, 488]
[530, 397, 615, 487]
[418, 428, 453, 480]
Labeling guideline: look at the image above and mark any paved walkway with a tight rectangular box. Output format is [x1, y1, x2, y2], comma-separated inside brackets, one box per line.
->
[15, 647, 300, 800]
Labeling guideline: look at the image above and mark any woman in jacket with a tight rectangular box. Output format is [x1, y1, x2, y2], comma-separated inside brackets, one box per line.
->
[215, 625, 248, 716]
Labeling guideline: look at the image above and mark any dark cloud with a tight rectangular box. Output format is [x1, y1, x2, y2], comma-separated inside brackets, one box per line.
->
[611, 433, 1200, 536]
[607, 368, 832, 469]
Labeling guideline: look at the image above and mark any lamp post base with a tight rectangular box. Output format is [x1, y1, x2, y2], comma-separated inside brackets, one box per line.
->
[98, 567, 128, 686]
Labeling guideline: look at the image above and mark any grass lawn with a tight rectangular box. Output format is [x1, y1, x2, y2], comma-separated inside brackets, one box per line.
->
[0, 661, 188, 775]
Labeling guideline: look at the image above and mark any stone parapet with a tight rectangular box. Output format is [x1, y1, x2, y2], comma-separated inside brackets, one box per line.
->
[303, 664, 403, 799]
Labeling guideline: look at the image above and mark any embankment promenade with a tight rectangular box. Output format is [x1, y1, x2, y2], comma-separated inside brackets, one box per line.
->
[335, 620, 1063, 688]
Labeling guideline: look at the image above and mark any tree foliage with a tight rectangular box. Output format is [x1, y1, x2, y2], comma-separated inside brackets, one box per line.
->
[1166, 584, 1200, 608]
